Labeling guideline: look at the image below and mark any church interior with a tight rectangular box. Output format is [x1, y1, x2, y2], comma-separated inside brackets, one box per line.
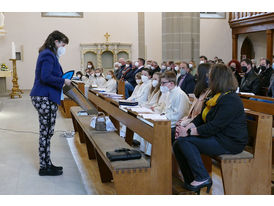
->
[0, 4, 274, 200]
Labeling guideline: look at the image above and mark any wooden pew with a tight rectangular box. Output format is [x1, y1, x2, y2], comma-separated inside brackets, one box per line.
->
[212, 110, 272, 194]
[59, 81, 85, 118]
[238, 93, 274, 165]
[117, 80, 125, 99]
[70, 89, 172, 195]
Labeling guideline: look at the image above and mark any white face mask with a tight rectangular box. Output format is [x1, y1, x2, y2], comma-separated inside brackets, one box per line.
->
[141, 75, 149, 83]
[135, 62, 139, 67]
[87, 65, 92, 69]
[136, 79, 142, 84]
[95, 73, 100, 77]
[175, 66, 179, 71]
[200, 60, 204, 64]
[147, 65, 151, 69]
[126, 64, 129, 68]
[167, 67, 171, 70]
[160, 85, 169, 93]
[118, 63, 122, 67]
[189, 64, 193, 68]
[161, 65, 166, 70]
[152, 80, 158, 87]
[151, 66, 155, 70]
[91, 73, 95, 77]
[106, 74, 112, 80]
[57, 46, 66, 57]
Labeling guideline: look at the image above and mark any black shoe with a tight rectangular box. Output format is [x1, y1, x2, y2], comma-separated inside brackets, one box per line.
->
[39, 167, 63, 176]
[184, 178, 212, 195]
[132, 140, 140, 147]
[48, 164, 63, 171]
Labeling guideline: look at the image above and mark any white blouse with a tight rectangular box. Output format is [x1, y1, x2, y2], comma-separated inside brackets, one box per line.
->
[94, 76, 106, 88]
[103, 78, 117, 93]
[163, 86, 190, 128]
[127, 80, 152, 104]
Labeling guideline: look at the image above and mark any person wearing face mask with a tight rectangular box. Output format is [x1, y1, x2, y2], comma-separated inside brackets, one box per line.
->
[160, 71, 190, 144]
[113, 62, 121, 79]
[126, 68, 152, 105]
[150, 61, 161, 76]
[94, 68, 106, 88]
[239, 58, 260, 95]
[177, 61, 195, 95]
[127, 72, 143, 101]
[102, 70, 117, 93]
[161, 62, 167, 73]
[86, 61, 95, 71]
[30, 30, 71, 176]
[199, 55, 207, 64]
[257, 58, 273, 95]
[74, 71, 83, 81]
[228, 59, 242, 85]
[116, 58, 127, 80]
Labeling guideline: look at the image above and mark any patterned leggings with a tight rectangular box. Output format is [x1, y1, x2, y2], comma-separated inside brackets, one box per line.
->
[31, 96, 58, 169]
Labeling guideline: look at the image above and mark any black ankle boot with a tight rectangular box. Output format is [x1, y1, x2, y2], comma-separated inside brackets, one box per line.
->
[39, 167, 63, 176]
[48, 164, 63, 171]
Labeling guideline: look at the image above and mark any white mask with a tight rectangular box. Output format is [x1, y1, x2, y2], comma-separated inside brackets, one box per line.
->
[152, 80, 158, 87]
[175, 66, 179, 71]
[167, 67, 171, 70]
[87, 65, 92, 69]
[151, 66, 155, 70]
[57, 46, 66, 57]
[160, 86, 169, 93]
[95, 73, 100, 77]
[200, 61, 204, 64]
[147, 65, 151, 69]
[135, 62, 139, 67]
[91, 73, 95, 77]
[118, 63, 122, 67]
[114, 67, 119, 70]
[136, 79, 142, 84]
[189, 64, 193, 68]
[161, 65, 166, 70]
[126, 64, 130, 68]
[141, 75, 149, 83]
[106, 74, 112, 80]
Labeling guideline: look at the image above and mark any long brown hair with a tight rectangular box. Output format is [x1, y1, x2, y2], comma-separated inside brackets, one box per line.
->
[39, 30, 69, 55]
[209, 64, 238, 95]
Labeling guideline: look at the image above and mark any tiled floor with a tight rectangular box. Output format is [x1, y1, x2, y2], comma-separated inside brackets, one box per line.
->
[0, 91, 86, 195]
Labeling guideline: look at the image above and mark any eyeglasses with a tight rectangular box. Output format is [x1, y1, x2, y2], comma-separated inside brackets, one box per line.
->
[160, 81, 170, 85]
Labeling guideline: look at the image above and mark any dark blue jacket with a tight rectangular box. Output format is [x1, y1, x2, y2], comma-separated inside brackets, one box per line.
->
[192, 92, 248, 153]
[177, 72, 195, 95]
[30, 49, 65, 105]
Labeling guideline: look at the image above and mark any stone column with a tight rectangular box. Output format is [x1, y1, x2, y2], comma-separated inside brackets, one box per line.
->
[138, 12, 145, 59]
[162, 12, 200, 63]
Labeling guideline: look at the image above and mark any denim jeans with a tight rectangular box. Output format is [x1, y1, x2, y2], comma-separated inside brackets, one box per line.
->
[173, 136, 231, 183]
[125, 82, 134, 99]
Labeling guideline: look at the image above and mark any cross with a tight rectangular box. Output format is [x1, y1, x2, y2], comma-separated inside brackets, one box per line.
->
[104, 32, 110, 42]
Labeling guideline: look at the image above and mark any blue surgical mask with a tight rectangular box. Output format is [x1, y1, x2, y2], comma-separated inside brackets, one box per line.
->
[272, 63, 274, 70]
[180, 69, 186, 75]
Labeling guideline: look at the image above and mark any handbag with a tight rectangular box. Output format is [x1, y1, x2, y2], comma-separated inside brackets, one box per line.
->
[106, 148, 142, 162]
[95, 112, 107, 131]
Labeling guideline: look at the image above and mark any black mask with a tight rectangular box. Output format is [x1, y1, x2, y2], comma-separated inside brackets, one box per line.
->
[241, 66, 247, 73]
[260, 65, 266, 71]
[230, 66, 236, 72]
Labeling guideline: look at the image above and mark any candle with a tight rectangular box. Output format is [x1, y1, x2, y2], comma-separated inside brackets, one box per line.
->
[11, 42, 16, 59]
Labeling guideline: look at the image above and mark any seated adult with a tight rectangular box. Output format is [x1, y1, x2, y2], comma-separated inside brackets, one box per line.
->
[239, 58, 260, 95]
[177, 61, 196, 95]
[116, 58, 126, 80]
[102, 70, 117, 93]
[228, 59, 242, 86]
[124, 58, 145, 99]
[257, 58, 273, 95]
[113, 62, 121, 79]
[173, 64, 248, 194]
[150, 61, 161, 76]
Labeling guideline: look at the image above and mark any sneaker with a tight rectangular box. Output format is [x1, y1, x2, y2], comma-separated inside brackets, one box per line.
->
[39, 167, 63, 176]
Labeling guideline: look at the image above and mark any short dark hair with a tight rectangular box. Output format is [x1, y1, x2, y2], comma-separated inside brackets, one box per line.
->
[260, 58, 270, 66]
[200, 55, 208, 60]
[241, 58, 252, 66]
[39, 30, 69, 54]
[209, 64, 238, 95]
[142, 68, 153, 77]
[138, 58, 145, 65]
[161, 71, 177, 85]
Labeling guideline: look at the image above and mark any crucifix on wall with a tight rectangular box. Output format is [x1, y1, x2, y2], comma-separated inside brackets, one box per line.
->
[104, 32, 110, 42]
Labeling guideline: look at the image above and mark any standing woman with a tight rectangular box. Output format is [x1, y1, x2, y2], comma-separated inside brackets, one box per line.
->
[30, 30, 71, 176]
